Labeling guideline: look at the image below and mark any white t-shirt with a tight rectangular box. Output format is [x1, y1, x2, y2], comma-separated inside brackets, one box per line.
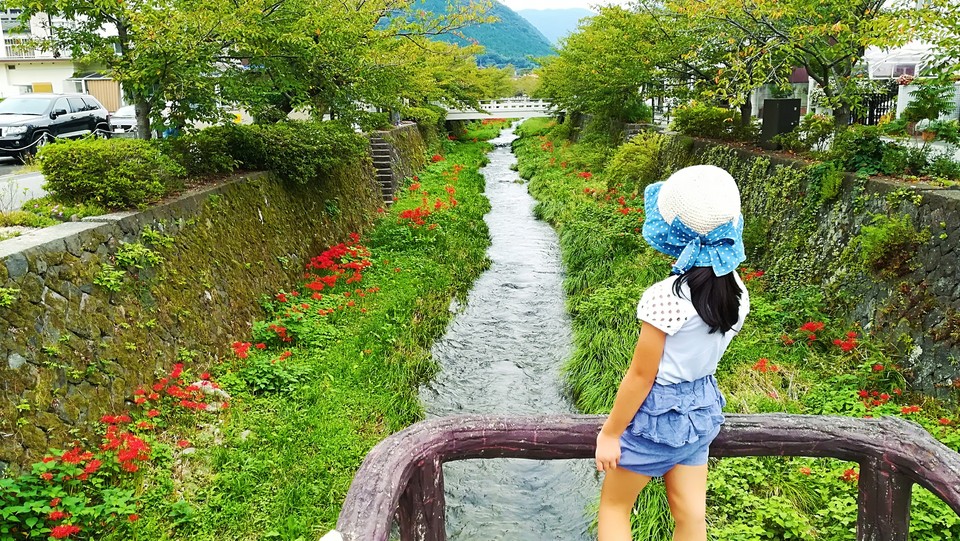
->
[636, 274, 750, 385]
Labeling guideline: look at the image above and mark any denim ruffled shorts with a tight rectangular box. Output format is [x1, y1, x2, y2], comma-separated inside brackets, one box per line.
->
[618, 374, 726, 477]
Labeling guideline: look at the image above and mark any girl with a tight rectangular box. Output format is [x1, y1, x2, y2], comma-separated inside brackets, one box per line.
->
[594, 165, 750, 541]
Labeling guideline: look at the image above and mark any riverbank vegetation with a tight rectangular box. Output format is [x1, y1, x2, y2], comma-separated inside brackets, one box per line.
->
[513, 117, 960, 540]
[1, 119, 507, 540]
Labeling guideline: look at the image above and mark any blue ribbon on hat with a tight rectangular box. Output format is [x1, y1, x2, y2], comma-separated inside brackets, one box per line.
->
[642, 182, 746, 276]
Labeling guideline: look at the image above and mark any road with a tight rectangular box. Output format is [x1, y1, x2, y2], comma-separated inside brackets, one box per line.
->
[0, 157, 46, 211]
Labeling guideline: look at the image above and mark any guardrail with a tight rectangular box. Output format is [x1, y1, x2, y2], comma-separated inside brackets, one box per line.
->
[332, 414, 960, 541]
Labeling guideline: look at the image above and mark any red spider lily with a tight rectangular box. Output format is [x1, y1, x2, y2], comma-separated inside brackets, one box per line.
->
[751, 358, 779, 372]
[799, 321, 824, 333]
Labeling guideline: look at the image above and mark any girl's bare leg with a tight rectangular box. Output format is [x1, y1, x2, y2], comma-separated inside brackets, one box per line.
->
[663, 464, 708, 541]
[598, 467, 651, 541]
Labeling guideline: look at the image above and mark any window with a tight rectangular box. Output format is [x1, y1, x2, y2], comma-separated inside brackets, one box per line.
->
[892, 64, 916, 77]
[81, 96, 103, 110]
[68, 97, 87, 112]
[53, 98, 69, 113]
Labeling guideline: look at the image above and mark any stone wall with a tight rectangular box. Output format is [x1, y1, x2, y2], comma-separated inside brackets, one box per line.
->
[0, 125, 424, 469]
[662, 136, 960, 395]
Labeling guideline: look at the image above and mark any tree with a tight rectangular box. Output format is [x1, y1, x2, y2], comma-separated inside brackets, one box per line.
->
[536, 7, 660, 127]
[220, 0, 494, 125]
[668, 0, 922, 127]
[8, 0, 248, 138]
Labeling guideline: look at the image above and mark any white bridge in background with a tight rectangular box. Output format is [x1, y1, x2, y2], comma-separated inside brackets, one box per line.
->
[443, 98, 557, 120]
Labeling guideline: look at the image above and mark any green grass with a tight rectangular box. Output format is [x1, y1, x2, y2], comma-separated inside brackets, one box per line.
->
[513, 117, 960, 541]
[103, 124, 499, 540]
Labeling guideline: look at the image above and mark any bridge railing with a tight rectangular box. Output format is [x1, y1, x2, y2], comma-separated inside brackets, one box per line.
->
[332, 414, 960, 541]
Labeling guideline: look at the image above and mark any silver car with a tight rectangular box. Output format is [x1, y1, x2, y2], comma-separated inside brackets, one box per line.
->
[109, 105, 137, 136]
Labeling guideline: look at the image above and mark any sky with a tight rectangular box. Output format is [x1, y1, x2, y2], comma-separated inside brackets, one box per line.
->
[499, 0, 630, 12]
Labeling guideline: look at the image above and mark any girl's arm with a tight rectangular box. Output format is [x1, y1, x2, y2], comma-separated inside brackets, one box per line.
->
[595, 323, 666, 472]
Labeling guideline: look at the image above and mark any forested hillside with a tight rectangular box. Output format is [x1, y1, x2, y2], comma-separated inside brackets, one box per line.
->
[418, 0, 555, 69]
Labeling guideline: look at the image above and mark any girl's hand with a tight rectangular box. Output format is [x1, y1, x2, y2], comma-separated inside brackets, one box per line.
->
[595, 432, 621, 472]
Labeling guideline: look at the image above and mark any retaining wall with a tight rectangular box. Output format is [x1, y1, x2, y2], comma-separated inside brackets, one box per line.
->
[664, 137, 960, 394]
[0, 125, 425, 469]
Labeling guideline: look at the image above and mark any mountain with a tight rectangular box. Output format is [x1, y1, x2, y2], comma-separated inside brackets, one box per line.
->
[416, 0, 556, 70]
[516, 8, 594, 45]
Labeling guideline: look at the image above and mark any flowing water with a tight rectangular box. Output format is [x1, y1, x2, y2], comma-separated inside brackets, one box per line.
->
[420, 125, 600, 540]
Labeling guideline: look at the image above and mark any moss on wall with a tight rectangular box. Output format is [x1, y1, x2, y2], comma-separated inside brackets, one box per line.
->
[0, 125, 426, 469]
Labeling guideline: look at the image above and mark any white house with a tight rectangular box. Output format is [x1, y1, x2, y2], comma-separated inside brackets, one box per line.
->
[0, 9, 123, 110]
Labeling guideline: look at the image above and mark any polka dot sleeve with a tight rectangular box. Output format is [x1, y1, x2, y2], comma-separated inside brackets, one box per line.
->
[636, 279, 697, 336]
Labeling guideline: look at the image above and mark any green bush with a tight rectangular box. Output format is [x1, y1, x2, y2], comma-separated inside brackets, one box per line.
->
[923, 154, 960, 180]
[164, 127, 241, 176]
[258, 121, 368, 184]
[827, 125, 924, 176]
[774, 113, 835, 153]
[857, 213, 930, 277]
[604, 131, 664, 193]
[402, 105, 446, 145]
[901, 81, 955, 123]
[809, 161, 845, 202]
[39, 138, 185, 209]
[670, 102, 754, 141]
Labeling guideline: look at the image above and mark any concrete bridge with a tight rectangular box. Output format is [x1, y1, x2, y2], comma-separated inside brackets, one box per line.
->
[443, 98, 557, 120]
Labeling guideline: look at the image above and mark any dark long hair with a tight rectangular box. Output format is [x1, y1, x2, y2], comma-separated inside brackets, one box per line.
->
[672, 267, 742, 334]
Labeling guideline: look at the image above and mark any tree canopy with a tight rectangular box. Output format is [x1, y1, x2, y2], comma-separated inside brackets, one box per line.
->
[538, 0, 938, 128]
[4, 0, 505, 136]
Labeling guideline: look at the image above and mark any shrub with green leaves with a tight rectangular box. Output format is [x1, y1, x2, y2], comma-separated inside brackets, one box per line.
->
[604, 131, 664, 193]
[827, 125, 927, 177]
[671, 102, 749, 140]
[258, 121, 368, 184]
[774, 113, 835, 153]
[38, 138, 185, 209]
[857, 213, 930, 278]
[901, 81, 956, 124]
[163, 127, 240, 177]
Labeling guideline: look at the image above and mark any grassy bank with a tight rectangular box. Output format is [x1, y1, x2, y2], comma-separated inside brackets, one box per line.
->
[513, 117, 960, 540]
[0, 120, 504, 541]
[142, 126, 500, 540]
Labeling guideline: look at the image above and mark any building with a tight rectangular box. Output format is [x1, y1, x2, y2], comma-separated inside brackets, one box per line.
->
[0, 9, 122, 110]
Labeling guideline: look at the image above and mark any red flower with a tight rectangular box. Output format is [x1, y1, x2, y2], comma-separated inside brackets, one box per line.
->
[841, 469, 859, 483]
[872, 364, 884, 372]
[40, 472, 53, 481]
[129, 514, 140, 522]
[50, 524, 81, 538]
[799, 321, 824, 333]
[147, 409, 160, 418]
[577, 171, 593, 179]
[83, 459, 102, 474]
[857, 390, 868, 398]
[780, 334, 795, 346]
[200, 372, 210, 380]
[50, 497, 61, 507]
[939, 418, 952, 425]
[170, 363, 183, 379]
[431, 154, 444, 162]
[49, 510, 69, 520]
[177, 440, 191, 448]
[799, 467, 811, 475]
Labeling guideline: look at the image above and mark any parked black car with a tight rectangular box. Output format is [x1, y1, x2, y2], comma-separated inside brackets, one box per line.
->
[0, 93, 111, 163]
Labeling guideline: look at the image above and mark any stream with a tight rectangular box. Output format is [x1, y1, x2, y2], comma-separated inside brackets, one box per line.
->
[420, 124, 599, 540]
